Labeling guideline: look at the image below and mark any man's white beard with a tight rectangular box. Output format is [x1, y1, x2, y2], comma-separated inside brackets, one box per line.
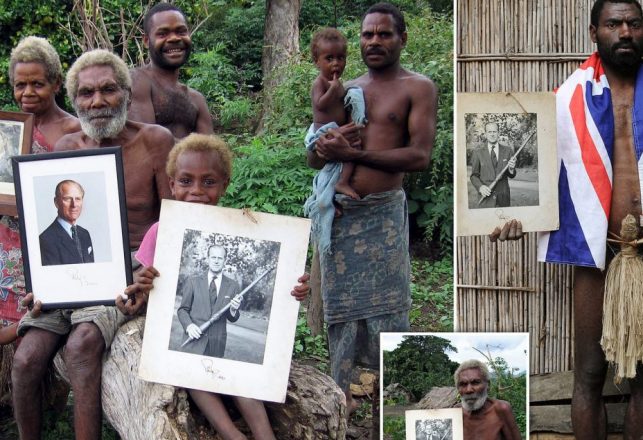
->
[461, 387, 488, 412]
[76, 96, 128, 142]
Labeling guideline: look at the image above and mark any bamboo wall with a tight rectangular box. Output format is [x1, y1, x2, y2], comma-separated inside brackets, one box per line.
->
[456, 0, 595, 375]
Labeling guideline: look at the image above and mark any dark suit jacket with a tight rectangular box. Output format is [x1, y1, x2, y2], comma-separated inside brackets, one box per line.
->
[176, 273, 241, 357]
[470, 144, 517, 208]
[39, 220, 94, 266]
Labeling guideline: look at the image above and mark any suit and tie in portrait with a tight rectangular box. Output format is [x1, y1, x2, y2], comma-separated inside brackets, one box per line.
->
[39, 179, 94, 266]
[174, 245, 242, 358]
[470, 122, 517, 208]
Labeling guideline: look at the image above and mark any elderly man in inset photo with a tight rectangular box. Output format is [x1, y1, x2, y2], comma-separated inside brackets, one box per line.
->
[39, 179, 94, 266]
[455, 359, 521, 440]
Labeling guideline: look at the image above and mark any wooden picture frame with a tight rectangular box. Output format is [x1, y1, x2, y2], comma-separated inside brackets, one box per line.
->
[139, 200, 311, 403]
[0, 110, 34, 215]
[12, 147, 132, 309]
[455, 92, 559, 236]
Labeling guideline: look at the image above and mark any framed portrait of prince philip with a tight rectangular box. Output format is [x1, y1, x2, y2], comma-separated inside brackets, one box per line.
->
[139, 200, 311, 403]
[0, 110, 34, 216]
[12, 147, 131, 309]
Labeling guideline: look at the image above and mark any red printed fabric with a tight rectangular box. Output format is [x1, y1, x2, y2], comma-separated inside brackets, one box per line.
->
[0, 127, 53, 324]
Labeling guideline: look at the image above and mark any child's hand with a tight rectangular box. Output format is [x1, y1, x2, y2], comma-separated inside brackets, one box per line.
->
[291, 273, 311, 301]
[21, 293, 42, 318]
[116, 266, 159, 316]
[328, 73, 344, 94]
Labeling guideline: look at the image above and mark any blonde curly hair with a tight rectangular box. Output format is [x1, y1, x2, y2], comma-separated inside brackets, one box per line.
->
[166, 133, 233, 179]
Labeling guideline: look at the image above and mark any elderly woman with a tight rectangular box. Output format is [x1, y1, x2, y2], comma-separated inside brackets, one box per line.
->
[0, 37, 79, 334]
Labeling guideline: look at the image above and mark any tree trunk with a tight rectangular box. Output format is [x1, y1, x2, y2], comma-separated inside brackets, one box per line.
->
[53, 316, 346, 440]
[258, 0, 302, 133]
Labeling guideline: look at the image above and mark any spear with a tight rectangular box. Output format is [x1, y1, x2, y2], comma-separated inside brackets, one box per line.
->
[179, 265, 275, 348]
[478, 130, 535, 205]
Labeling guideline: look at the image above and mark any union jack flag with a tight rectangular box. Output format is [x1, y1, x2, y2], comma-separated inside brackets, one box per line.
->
[538, 52, 643, 270]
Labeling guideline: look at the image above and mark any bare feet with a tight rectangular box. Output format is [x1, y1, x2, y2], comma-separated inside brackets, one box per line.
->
[335, 182, 361, 200]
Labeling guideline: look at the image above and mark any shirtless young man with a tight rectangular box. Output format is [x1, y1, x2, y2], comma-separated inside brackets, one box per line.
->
[11, 49, 173, 440]
[129, 2, 213, 138]
[492, 1, 643, 437]
[455, 360, 521, 440]
[308, 2, 437, 412]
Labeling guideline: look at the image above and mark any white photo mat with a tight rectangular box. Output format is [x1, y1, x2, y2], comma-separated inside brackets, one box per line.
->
[14, 148, 130, 308]
[406, 408, 463, 440]
[456, 92, 558, 236]
[139, 200, 311, 403]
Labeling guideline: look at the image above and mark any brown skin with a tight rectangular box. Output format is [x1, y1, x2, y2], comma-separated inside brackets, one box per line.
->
[115, 149, 310, 439]
[12, 64, 173, 440]
[12, 61, 80, 146]
[308, 12, 437, 198]
[491, 4, 643, 438]
[129, 10, 213, 138]
[312, 40, 348, 128]
[311, 40, 359, 200]
[307, 10, 437, 410]
[9, 61, 80, 440]
[457, 368, 521, 440]
[575, 4, 643, 438]
[56, 65, 174, 248]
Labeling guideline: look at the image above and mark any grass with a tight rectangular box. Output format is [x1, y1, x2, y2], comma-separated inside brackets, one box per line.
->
[383, 415, 405, 440]
[409, 256, 454, 331]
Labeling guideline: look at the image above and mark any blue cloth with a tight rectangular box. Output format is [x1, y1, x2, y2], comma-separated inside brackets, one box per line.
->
[303, 87, 367, 255]
[303, 123, 341, 256]
[344, 87, 367, 125]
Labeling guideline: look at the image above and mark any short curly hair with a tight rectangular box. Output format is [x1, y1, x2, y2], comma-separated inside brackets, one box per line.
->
[9, 36, 63, 86]
[454, 359, 490, 386]
[310, 27, 347, 61]
[166, 133, 233, 180]
[65, 49, 131, 104]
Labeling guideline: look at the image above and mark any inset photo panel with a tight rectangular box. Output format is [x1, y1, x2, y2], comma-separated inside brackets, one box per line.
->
[381, 333, 528, 439]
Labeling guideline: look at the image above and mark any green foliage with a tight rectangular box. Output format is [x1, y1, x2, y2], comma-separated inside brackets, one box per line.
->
[185, 45, 259, 131]
[383, 415, 405, 440]
[486, 356, 528, 438]
[292, 316, 329, 372]
[409, 257, 453, 330]
[220, 131, 316, 217]
[383, 335, 459, 401]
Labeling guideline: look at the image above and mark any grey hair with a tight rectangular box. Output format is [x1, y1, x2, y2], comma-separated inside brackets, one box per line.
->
[454, 359, 490, 386]
[65, 49, 131, 103]
[9, 36, 63, 86]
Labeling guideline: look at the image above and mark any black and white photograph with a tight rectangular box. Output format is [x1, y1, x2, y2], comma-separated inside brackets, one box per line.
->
[168, 229, 279, 364]
[456, 93, 558, 236]
[465, 113, 538, 210]
[12, 147, 131, 309]
[0, 110, 33, 215]
[415, 418, 453, 440]
[404, 409, 463, 440]
[139, 200, 310, 402]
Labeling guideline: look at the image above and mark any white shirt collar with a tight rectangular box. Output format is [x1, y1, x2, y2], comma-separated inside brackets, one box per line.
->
[56, 217, 75, 238]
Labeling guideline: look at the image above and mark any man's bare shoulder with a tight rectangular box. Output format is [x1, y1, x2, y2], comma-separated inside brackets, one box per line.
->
[345, 73, 369, 88]
[61, 115, 81, 134]
[54, 131, 85, 151]
[491, 399, 514, 415]
[128, 120, 174, 147]
[130, 66, 153, 86]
